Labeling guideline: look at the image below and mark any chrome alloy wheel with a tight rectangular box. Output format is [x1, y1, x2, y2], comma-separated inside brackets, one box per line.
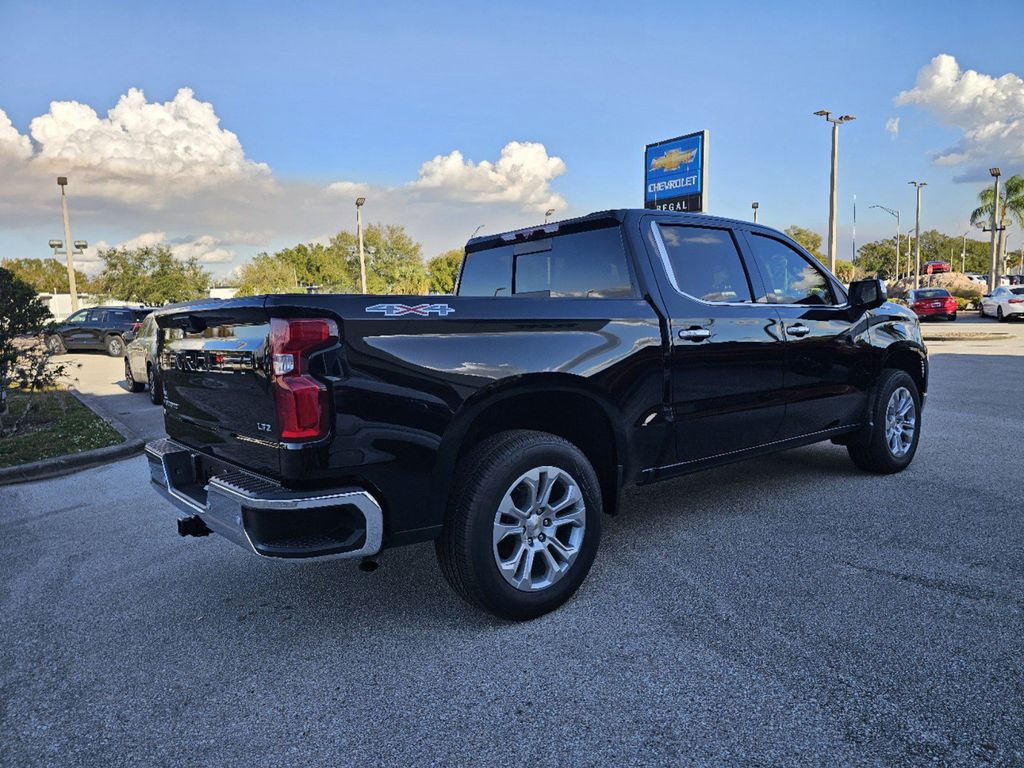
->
[884, 386, 916, 458]
[492, 466, 586, 592]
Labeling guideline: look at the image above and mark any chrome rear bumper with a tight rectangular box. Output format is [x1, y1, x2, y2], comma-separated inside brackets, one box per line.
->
[145, 438, 383, 561]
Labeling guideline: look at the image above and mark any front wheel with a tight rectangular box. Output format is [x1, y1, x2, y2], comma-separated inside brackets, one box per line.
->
[125, 359, 144, 392]
[436, 430, 602, 620]
[847, 369, 921, 474]
[47, 334, 66, 355]
[105, 335, 125, 357]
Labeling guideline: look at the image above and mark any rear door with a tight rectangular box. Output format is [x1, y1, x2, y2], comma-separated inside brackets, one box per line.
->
[643, 217, 788, 465]
[740, 230, 867, 439]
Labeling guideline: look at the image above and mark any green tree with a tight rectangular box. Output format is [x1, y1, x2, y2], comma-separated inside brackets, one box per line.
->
[329, 224, 428, 294]
[235, 253, 302, 296]
[1, 258, 90, 294]
[427, 249, 463, 294]
[274, 242, 356, 292]
[970, 174, 1024, 276]
[0, 267, 66, 432]
[92, 245, 210, 305]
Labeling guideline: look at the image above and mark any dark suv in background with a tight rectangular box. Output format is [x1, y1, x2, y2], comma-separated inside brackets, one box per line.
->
[46, 305, 152, 357]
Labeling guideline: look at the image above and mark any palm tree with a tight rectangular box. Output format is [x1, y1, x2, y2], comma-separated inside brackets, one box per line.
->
[971, 174, 1024, 277]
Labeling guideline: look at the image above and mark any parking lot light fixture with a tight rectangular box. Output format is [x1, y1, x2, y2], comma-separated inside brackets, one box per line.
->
[544, 208, 555, 223]
[56, 176, 81, 312]
[815, 110, 856, 273]
[988, 168, 1001, 292]
[870, 205, 900, 279]
[908, 182, 926, 290]
[355, 197, 367, 294]
[751, 202, 759, 223]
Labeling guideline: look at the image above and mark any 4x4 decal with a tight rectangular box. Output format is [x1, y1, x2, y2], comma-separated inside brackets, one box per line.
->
[365, 303, 455, 317]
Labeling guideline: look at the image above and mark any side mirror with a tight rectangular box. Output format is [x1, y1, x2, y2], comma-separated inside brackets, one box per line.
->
[848, 278, 887, 311]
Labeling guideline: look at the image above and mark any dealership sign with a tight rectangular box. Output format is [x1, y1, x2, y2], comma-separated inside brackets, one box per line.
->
[644, 130, 708, 212]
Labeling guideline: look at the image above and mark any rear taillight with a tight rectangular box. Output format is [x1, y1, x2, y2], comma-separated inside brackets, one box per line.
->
[270, 317, 338, 440]
[131, 321, 142, 332]
[1009, 298, 1024, 304]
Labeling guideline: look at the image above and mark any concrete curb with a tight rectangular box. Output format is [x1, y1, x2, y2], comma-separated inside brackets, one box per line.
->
[0, 437, 144, 485]
[921, 331, 1012, 341]
[0, 390, 146, 486]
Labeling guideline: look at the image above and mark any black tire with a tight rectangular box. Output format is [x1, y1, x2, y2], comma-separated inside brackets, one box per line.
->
[997, 307, 1007, 323]
[147, 364, 164, 405]
[47, 334, 66, 355]
[105, 334, 125, 357]
[125, 358, 144, 392]
[436, 430, 602, 621]
[847, 369, 921, 474]
[948, 313, 957, 321]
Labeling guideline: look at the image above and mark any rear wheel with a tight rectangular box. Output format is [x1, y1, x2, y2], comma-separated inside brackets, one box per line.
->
[105, 334, 125, 357]
[147, 364, 164, 405]
[948, 313, 957, 321]
[125, 359, 144, 392]
[847, 369, 921, 474]
[998, 306, 1007, 323]
[47, 334, 66, 355]
[436, 430, 602, 620]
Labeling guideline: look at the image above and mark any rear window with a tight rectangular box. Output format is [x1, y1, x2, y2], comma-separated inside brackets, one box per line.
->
[913, 289, 951, 299]
[1011, 288, 1024, 296]
[459, 226, 634, 298]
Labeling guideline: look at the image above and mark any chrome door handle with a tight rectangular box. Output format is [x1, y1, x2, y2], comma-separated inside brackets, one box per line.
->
[786, 324, 810, 337]
[678, 328, 711, 341]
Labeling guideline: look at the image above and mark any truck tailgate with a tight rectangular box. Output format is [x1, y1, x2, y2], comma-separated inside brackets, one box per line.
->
[155, 299, 282, 478]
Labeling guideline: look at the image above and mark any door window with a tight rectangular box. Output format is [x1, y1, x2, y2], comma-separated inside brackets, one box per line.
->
[747, 234, 836, 306]
[64, 310, 88, 324]
[654, 224, 753, 303]
[86, 309, 106, 323]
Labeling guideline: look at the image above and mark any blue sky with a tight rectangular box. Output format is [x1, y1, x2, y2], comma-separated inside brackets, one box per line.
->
[2, 0, 1022, 275]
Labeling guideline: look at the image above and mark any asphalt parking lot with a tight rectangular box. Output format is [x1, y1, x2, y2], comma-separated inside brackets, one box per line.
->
[2, 320, 1022, 767]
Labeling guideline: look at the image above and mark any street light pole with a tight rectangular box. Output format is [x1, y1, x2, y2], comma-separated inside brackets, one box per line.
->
[908, 181, 926, 290]
[814, 110, 856, 273]
[961, 232, 968, 274]
[751, 202, 759, 223]
[869, 205, 900, 280]
[987, 168, 1001, 293]
[355, 197, 367, 295]
[57, 177, 80, 312]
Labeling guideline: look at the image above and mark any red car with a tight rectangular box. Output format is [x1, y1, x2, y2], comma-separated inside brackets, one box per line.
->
[921, 260, 951, 275]
[909, 288, 957, 321]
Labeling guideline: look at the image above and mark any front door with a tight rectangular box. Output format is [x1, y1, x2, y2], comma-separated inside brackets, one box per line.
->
[643, 218, 788, 465]
[740, 230, 867, 439]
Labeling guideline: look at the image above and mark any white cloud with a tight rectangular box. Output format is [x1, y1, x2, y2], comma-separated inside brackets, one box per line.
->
[325, 180, 371, 197]
[409, 141, 567, 212]
[27, 87, 271, 201]
[118, 231, 167, 250]
[895, 54, 1024, 179]
[885, 116, 900, 139]
[0, 109, 32, 163]
[0, 88, 570, 272]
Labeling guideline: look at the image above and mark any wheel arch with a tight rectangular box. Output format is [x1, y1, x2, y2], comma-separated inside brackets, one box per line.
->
[880, 341, 928, 397]
[433, 374, 627, 521]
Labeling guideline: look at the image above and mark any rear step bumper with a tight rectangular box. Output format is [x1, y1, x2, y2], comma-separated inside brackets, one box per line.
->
[145, 438, 383, 561]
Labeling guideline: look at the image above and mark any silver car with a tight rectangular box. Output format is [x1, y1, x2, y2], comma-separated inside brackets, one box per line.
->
[980, 286, 1024, 321]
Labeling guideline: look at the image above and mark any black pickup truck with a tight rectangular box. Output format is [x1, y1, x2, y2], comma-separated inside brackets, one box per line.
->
[145, 209, 927, 619]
